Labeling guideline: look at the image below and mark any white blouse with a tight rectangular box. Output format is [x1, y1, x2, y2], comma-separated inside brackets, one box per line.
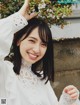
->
[0, 12, 79, 105]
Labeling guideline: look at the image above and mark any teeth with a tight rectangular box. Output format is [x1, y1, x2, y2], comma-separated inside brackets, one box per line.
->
[29, 53, 37, 58]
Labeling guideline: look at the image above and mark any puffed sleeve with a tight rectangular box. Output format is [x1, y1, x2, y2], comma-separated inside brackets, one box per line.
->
[46, 81, 80, 105]
[59, 90, 80, 105]
[0, 12, 28, 60]
[0, 60, 9, 98]
[45, 81, 58, 105]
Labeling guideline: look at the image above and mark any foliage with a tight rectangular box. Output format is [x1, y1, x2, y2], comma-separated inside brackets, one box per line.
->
[0, 0, 23, 18]
[0, 0, 72, 27]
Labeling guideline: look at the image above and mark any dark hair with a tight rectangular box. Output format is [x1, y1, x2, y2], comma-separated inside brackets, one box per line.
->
[6, 18, 54, 83]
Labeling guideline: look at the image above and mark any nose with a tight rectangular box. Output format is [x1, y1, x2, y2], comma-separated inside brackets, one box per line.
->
[33, 44, 40, 54]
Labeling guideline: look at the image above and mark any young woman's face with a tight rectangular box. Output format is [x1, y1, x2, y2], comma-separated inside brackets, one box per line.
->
[19, 27, 47, 64]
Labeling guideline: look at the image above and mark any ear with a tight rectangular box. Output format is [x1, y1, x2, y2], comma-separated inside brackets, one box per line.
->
[17, 34, 26, 46]
[17, 40, 21, 46]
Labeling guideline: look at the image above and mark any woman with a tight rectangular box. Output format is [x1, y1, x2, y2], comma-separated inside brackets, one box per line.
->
[0, 0, 79, 105]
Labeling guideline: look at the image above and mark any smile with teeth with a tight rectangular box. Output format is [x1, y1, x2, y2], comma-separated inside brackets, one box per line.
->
[27, 52, 39, 60]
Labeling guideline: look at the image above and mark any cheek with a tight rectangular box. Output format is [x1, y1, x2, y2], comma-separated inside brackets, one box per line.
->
[41, 48, 47, 57]
[19, 41, 33, 55]
[19, 42, 27, 54]
[20, 40, 29, 50]
[20, 43, 26, 51]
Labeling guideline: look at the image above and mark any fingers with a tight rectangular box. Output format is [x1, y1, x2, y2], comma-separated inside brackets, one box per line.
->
[67, 88, 79, 99]
[24, 0, 30, 5]
[26, 12, 38, 20]
[24, 0, 38, 20]
[64, 85, 77, 93]
[24, 0, 30, 10]
[70, 92, 79, 99]
[67, 89, 77, 95]
[64, 85, 79, 99]
[29, 12, 38, 19]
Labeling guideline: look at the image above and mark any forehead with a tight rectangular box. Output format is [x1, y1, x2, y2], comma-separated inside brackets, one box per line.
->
[28, 27, 40, 39]
[25, 27, 48, 43]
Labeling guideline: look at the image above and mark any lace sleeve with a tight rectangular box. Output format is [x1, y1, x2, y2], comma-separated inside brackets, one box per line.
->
[9, 12, 28, 33]
[59, 91, 80, 105]
[0, 12, 28, 59]
[46, 81, 80, 105]
[45, 81, 59, 105]
[73, 99, 80, 105]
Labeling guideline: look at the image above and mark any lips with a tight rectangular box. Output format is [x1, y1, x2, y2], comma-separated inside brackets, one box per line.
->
[27, 52, 38, 60]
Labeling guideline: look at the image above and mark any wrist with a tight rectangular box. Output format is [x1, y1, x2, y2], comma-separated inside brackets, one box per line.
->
[62, 90, 78, 105]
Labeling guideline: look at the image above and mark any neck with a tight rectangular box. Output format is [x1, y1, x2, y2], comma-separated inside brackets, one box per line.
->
[21, 59, 32, 69]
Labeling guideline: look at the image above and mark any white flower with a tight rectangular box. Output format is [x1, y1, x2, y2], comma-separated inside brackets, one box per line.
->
[49, 9, 53, 13]
[49, 14, 53, 17]
[29, 0, 72, 26]
[41, 0, 45, 2]
[47, 9, 49, 12]
[47, 9, 53, 13]
[52, 16, 55, 19]
[38, 3, 46, 9]
[56, 16, 60, 19]
[62, 14, 66, 18]
[32, 9, 35, 12]
[42, 16, 45, 19]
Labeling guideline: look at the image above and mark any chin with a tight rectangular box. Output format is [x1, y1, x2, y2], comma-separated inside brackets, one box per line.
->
[24, 56, 40, 64]
[25, 59, 36, 64]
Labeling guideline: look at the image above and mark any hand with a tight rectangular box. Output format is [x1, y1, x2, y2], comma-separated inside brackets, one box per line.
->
[63, 85, 79, 100]
[19, 0, 37, 20]
[24, 0, 30, 7]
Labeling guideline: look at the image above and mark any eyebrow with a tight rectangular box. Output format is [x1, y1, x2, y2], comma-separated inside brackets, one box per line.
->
[28, 36, 47, 43]
[28, 37, 38, 41]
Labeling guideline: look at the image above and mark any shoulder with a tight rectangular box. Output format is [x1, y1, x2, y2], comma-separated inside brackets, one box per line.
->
[0, 60, 13, 67]
[4, 60, 13, 67]
[0, 60, 13, 73]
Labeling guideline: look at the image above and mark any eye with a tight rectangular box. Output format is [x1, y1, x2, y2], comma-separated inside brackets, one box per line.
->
[41, 42, 47, 47]
[28, 40, 35, 43]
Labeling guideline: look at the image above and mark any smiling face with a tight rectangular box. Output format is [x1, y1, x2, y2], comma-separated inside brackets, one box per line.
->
[19, 27, 47, 64]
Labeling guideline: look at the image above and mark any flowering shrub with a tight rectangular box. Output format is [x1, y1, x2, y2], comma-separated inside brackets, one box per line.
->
[0, 0, 72, 27]
[0, 0, 22, 18]
[29, 0, 72, 27]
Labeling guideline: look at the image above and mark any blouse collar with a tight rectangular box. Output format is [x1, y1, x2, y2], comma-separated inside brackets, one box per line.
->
[21, 59, 32, 69]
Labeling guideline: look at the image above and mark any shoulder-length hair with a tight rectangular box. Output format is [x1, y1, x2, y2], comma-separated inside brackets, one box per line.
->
[6, 18, 54, 83]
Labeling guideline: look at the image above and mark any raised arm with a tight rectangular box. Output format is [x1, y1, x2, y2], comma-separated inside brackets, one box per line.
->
[45, 81, 80, 105]
[0, 0, 36, 60]
[10, 0, 37, 33]
[19, 0, 37, 20]
[59, 85, 80, 105]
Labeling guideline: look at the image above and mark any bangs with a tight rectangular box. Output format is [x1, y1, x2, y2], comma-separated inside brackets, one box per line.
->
[27, 17, 52, 45]
[38, 26, 49, 44]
